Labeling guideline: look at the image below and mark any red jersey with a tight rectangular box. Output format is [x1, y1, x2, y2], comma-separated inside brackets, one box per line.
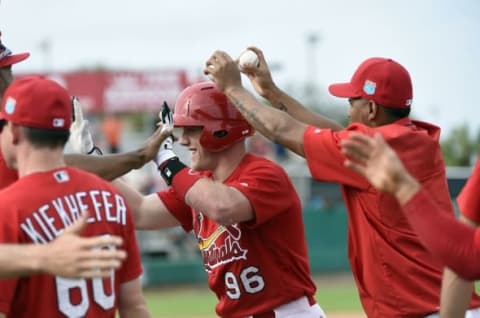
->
[158, 154, 316, 318]
[458, 159, 480, 223]
[0, 167, 142, 318]
[0, 150, 18, 189]
[303, 118, 480, 317]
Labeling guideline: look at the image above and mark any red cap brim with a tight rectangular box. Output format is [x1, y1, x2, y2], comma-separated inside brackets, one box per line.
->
[328, 82, 361, 98]
[0, 52, 30, 68]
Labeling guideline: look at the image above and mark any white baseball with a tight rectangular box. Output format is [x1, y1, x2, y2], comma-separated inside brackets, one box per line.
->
[238, 50, 259, 70]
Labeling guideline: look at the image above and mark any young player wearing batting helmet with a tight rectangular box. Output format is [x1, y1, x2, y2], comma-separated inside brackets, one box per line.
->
[0, 76, 150, 318]
[205, 48, 480, 317]
[73, 82, 324, 318]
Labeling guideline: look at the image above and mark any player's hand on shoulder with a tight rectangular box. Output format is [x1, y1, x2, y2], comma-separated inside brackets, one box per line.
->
[41, 212, 126, 278]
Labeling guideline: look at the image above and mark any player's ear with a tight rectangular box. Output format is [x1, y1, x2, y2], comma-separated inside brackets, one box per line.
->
[10, 124, 22, 145]
[367, 100, 378, 121]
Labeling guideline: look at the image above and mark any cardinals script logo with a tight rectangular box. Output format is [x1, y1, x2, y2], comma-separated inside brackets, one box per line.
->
[194, 213, 247, 272]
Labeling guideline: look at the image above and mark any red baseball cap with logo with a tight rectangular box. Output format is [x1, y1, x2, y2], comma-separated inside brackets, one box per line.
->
[0, 76, 72, 130]
[0, 32, 30, 68]
[328, 57, 413, 109]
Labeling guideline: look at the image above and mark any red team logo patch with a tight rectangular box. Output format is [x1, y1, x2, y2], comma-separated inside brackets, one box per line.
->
[194, 213, 247, 272]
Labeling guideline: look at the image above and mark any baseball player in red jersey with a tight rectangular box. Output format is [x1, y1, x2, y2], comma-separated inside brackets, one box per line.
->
[0, 77, 150, 318]
[0, 32, 127, 279]
[204, 49, 480, 317]
[341, 133, 480, 317]
[102, 82, 322, 318]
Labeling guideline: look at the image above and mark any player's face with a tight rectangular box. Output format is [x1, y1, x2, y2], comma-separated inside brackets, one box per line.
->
[0, 120, 17, 168]
[178, 126, 217, 171]
[348, 97, 370, 124]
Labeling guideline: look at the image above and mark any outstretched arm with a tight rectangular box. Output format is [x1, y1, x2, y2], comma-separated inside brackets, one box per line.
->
[65, 150, 152, 181]
[112, 179, 180, 230]
[205, 50, 309, 157]
[66, 97, 168, 180]
[240, 46, 343, 131]
[0, 213, 126, 278]
[341, 132, 480, 280]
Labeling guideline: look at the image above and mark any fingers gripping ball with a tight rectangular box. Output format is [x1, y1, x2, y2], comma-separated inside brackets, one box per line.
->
[238, 49, 259, 71]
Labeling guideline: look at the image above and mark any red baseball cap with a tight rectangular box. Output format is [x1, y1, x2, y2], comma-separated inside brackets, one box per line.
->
[0, 76, 72, 130]
[0, 32, 30, 68]
[328, 57, 413, 109]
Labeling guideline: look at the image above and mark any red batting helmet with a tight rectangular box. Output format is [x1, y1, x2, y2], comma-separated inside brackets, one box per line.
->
[0, 32, 30, 68]
[173, 82, 254, 152]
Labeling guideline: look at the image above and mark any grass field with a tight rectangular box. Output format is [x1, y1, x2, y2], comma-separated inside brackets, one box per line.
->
[143, 273, 365, 318]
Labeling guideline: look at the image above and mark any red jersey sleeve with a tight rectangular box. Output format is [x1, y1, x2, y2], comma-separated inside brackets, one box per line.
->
[403, 188, 480, 280]
[157, 188, 193, 232]
[227, 160, 298, 227]
[0, 206, 20, 314]
[303, 125, 371, 189]
[457, 159, 480, 223]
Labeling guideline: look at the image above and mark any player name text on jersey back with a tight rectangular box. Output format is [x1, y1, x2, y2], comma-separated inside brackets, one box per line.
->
[20, 190, 127, 243]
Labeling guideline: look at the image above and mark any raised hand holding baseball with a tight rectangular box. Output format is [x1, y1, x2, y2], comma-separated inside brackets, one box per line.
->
[237, 47, 277, 99]
[238, 49, 260, 71]
[204, 50, 242, 92]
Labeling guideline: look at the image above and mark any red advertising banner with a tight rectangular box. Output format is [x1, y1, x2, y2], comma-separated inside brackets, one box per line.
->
[19, 69, 190, 113]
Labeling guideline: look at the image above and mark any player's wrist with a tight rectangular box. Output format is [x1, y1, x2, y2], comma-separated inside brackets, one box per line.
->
[158, 158, 202, 198]
[170, 166, 202, 199]
[224, 83, 245, 99]
[155, 136, 176, 166]
[259, 82, 281, 101]
[158, 157, 185, 185]
[27, 245, 45, 274]
[156, 149, 177, 165]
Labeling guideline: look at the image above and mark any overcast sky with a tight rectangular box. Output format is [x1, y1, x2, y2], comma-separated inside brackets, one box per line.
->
[1, 0, 479, 138]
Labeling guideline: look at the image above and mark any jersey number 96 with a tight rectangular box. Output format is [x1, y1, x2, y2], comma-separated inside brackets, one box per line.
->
[225, 266, 265, 299]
